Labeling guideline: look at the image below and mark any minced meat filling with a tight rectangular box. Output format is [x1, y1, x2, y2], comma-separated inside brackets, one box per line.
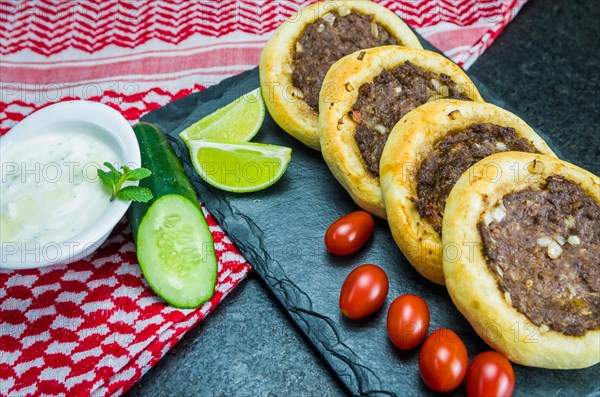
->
[416, 123, 538, 234]
[292, 11, 398, 111]
[353, 62, 470, 176]
[479, 176, 600, 336]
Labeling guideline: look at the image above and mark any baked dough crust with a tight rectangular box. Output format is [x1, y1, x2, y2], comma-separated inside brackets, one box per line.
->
[443, 152, 600, 368]
[320, 47, 483, 219]
[380, 100, 556, 284]
[259, 1, 422, 151]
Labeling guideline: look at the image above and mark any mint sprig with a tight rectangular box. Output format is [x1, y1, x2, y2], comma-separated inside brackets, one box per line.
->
[97, 162, 153, 202]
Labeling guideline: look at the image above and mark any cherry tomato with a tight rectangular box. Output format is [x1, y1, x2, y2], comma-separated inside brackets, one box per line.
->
[466, 351, 515, 397]
[387, 294, 430, 350]
[339, 264, 389, 319]
[325, 211, 375, 255]
[419, 328, 468, 392]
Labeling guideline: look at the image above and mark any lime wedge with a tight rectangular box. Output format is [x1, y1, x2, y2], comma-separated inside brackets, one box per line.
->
[187, 140, 292, 193]
[179, 88, 265, 143]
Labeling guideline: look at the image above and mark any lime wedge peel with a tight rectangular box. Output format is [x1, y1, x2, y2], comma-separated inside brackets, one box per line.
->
[187, 140, 292, 193]
[179, 88, 265, 143]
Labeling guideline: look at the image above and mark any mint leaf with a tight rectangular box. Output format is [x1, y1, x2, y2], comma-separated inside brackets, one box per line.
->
[97, 168, 120, 195]
[125, 168, 152, 181]
[97, 163, 153, 202]
[103, 162, 118, 172]
[116, 186, 153, 202]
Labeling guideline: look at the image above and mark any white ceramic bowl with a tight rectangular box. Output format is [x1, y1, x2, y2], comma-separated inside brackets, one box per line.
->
[0, 101, 140, 269]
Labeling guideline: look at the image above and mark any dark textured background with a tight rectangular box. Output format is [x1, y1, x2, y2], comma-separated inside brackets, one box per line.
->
[126, 1, 599, 396]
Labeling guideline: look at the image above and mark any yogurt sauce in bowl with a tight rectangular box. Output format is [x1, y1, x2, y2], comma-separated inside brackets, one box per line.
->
[1, 127, 121, 246]
[0, 101, 140, 269]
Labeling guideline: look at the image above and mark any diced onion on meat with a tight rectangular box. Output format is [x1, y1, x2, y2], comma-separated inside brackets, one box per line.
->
[491, 205, 507, 223]
[374, 124, 388, 135]
[539, 324, 550, 333]
[483, 212, 493, 226]
[581, 307, 592, 315]
[567, 235, 581, 246]
[496, 266, 504, 278]
[317, 23, 325, 33]
[338, 6, 351, 16]
[371, 21, 379, 38]
[322, 13, 336, 25]
[547, 241, 563, 259]
[429, 79, 448, 96]
[495, 142, 508, 151]
[564, 216, 575, 228]
[394, 86, 403, 95]
[537, 236, 553, 247]
[295, 42, 304, 53]
[555, 235, 566, 245]
[289, 86, 304, 99]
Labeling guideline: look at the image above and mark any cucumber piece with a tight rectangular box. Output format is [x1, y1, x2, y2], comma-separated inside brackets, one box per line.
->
[129, 122, 200, 235]
[137, 194, 217, 308]
[128, 122, 217, 308]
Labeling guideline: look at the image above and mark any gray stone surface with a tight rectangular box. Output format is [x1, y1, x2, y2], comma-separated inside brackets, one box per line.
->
[469, 0, 599, 175]
[125, 279, 345, 397]
[125, 1, 598, 396]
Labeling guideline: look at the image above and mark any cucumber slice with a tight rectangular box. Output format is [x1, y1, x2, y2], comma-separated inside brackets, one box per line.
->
[137, 194, 217, 309]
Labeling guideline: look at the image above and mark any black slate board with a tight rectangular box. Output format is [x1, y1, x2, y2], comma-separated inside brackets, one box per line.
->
[141, 64, 599, 396]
